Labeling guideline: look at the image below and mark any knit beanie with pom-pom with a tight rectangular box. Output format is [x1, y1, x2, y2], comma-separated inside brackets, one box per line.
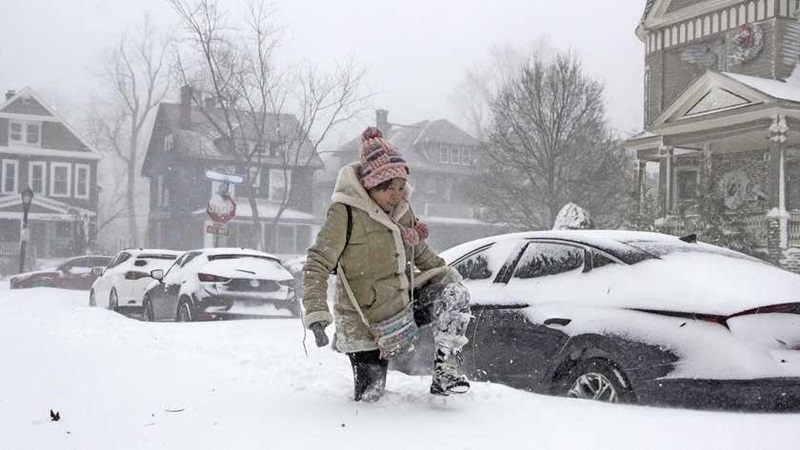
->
[359, 127, 409, 189]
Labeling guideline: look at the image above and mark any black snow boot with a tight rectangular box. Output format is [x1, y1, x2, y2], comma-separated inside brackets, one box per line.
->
[348, 350, 388, 402]
[430, 347, 470, 396]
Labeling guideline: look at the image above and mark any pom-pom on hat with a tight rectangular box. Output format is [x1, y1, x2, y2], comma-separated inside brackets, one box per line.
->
[359, 127, 409, 190]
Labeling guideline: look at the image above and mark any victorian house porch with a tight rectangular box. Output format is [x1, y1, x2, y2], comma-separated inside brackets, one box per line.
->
[626, 70, 800, 271]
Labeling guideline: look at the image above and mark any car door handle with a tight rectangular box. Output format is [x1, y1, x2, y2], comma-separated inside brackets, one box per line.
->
[543, 317, 571, 327]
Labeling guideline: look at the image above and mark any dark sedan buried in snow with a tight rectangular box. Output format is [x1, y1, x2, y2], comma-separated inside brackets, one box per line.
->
[10, 255, 112, 290]
[392, 230, 800, 411]
[141, 248, 299, 321]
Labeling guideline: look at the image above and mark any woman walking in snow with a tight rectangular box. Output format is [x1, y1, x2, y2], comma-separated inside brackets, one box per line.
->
[302, 127, 472, 402]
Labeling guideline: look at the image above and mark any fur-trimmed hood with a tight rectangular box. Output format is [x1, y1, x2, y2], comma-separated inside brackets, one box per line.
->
[330, 162, 411, 221]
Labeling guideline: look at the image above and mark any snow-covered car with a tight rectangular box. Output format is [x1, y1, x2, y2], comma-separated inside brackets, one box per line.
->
[392, 230, 800, 411]
[89, 249, 182, 314]
[141, 248, 299, 321]
[10, 255, 112, 290]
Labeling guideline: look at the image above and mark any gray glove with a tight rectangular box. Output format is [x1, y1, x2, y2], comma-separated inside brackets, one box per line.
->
[310, 322, 329, 347]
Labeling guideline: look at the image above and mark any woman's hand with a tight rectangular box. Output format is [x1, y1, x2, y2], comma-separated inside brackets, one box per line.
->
[310, 322, 330, 347]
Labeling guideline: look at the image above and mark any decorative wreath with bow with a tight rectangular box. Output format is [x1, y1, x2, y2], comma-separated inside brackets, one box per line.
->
[728, 23, 763, 64]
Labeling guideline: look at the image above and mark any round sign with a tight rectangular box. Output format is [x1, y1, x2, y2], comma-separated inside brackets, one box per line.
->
[207, 193, 237, 223]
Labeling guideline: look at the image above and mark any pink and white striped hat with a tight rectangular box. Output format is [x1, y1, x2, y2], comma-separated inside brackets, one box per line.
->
[359, 127, 409, 190]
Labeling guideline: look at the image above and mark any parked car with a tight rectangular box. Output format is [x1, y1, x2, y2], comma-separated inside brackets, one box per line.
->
[142, 247, 299, 321]
[9, 255, 112, 290]
[89, 249, 183, 314]
[392, 230, 800, 411]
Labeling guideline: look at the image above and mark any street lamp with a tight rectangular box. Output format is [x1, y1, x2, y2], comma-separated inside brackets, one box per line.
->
[19, 186, 34, 273]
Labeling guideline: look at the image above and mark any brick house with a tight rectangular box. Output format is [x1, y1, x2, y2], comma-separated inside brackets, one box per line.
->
[0, 88, 100, 273]
[625, 0, 800, 271]
[141, 86, 323, 255]
[319, 110, 503, 251]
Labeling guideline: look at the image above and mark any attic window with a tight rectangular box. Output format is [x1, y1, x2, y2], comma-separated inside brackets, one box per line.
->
[21, 96, 33, 106]
[9, 120, 40, 147]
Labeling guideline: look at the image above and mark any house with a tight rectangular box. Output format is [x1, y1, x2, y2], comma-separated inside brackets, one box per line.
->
[625, 0, 800, 271]
[0, 88, 100, 273]
[320, 110, 503, 251]
[141, 86, 323, 255]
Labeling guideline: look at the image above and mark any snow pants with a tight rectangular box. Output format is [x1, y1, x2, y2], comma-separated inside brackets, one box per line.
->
[346, 282, 471, 401]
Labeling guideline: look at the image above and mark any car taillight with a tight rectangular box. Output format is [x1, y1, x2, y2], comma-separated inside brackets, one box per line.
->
[198, 273, 231, 283]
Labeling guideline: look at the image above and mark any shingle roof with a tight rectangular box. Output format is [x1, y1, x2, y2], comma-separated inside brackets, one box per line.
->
[642, 0, 657, 20]
[154, 103, 320, 165]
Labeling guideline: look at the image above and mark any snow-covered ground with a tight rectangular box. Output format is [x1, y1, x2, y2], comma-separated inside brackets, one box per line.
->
[1, 285, 799, 450]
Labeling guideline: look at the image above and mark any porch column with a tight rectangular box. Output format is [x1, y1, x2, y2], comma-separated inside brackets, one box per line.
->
[658, 146, 674, 215]
[768, 114, 789, 260]
[636, 160, 647, 213]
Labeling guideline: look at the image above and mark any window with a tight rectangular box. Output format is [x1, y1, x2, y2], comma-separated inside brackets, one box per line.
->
[460, 149, 471, 165]
[1, 159, 18, 194]
[164, 134, 173, 152]
[56, 222, 71, 238]
[269, 169, 290, 202]
[156, 175, 170, 206]
[512, 242, 585, 279]
[51, 162, 71, 197]
[8, 120, 40, 147]
[75, 164, 90, 199]
[454, 250, 494, 280]
[29, 162, 46, 195]
[449, 148, 459, 164]
[439, 147, 448, 163]
[674, 168, 699, 213]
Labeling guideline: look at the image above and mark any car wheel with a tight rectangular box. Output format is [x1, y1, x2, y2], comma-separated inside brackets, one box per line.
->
[109, 289, 119, 312]
[89, 290, 96, 307]
[561, 358, 635, 404]
[142, 298, 154, 322]
[176, 298, 194, 322]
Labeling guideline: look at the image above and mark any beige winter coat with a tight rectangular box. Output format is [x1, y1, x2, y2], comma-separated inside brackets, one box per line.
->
[303, 162, 445, 353]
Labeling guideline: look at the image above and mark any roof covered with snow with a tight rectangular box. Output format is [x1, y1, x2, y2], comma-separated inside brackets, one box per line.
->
[722, 72, 800, 104]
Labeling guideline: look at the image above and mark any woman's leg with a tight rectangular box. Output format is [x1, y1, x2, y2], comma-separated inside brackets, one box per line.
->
[415, 282, 472, 395]
[347, 349, 388, 402]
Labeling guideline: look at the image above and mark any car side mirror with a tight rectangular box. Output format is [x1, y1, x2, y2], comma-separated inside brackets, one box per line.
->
[91, 267, 104, 276]
[150, 269, 165, 282]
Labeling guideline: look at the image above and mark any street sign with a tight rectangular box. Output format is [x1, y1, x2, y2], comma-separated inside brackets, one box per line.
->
[206, 224, 230, 236]
[207, 193, 236, 223]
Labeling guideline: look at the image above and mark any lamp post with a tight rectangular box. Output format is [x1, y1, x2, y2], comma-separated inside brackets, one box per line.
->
[19, 186, 33, 274]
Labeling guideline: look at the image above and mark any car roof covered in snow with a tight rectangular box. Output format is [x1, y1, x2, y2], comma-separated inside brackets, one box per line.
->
[187, 247, 282, 261]
[440, 229, 688, 265]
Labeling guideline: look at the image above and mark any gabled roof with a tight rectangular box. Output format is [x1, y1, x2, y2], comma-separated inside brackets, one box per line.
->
[334, 118, 481, 169]
[143, 102, 321, 172]
[0, 87, 100, 158]
[639, 0, 743, 33]
[650, 70, 781, 128]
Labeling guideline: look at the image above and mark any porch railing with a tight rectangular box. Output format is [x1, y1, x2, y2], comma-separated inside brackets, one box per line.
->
[658, 211, 770, 247]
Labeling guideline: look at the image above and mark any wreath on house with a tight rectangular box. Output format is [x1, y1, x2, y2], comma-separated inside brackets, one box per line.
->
[719, 170, 750, 210]
[728, 23, 763, 64]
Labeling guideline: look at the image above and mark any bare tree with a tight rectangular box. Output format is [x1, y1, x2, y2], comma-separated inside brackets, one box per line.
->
[168, 0, 369, 251]
[89, 15, 172, 246]
[472, 51, 630, 230]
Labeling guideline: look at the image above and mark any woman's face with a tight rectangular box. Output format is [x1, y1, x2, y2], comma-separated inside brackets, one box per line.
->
[369, 178, 406, 212]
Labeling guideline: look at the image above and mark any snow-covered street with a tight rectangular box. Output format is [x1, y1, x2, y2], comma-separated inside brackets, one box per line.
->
[1, 285, 799, 450]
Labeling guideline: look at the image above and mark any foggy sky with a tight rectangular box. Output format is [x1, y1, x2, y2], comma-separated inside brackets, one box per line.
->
[0, 0, 645, 148]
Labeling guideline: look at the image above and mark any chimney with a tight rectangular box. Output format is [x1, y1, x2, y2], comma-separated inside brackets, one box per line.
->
[5, 90, 16, 101]
[180, 85, 194, 129]
[376, 109, 390, 136]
